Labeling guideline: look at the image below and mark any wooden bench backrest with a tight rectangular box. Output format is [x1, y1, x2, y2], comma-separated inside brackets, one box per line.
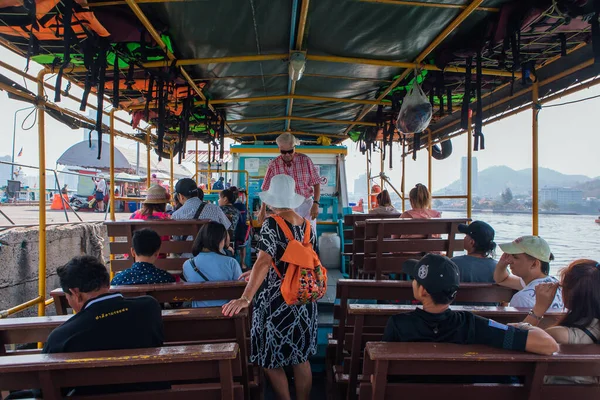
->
[343, 214, 398, 255]
[360, 342, 600, 400]
[342, 304, 566, 400]
[360, 218, 468, 279]
[333, 279, 516, 365]
[0, 343, 243, 399]
[50, 280, 247, 315]
[105, 220, 210, 274]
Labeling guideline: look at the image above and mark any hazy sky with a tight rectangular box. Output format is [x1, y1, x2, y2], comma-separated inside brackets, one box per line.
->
[0, 46, 598, 192]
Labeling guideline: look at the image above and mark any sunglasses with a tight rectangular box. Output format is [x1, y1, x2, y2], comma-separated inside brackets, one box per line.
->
[280, 148, 295, 155]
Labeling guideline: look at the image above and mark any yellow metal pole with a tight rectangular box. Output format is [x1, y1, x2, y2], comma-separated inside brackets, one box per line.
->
[427, 131, 432, 192]
[37, 71, 46, 318]
[532, 81, 540, 235]
[109, 110, 116, 281]
[401, 140, 406, 212]
[170, 147, 174, 195]
[467, 112, 473, 221]
[109, 110, 116, 222]
[195, 140, 199, 182]
[380, 142, 384, 189]
[146, 129, 151, 188]
[366, 151, 371, 211]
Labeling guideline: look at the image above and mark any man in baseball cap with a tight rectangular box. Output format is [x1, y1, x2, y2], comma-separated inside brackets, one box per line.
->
[494, 236, 563, 310]
[383, 253, 558, 356]
[452, 221, 497, 282]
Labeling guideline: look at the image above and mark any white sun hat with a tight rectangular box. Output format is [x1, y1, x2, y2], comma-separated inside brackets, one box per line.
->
[259, 174, 305, 209]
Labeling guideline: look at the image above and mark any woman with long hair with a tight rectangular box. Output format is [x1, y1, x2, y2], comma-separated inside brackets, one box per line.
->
[369, 190, 399, 215]
[519, 259, 600, 384]
[400, 183, 440, 219]
[182, 221, 242, 308]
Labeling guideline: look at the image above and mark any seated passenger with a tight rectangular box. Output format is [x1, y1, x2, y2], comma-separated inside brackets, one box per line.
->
[130, 185, 171, 221]
[399, 183, 441, 220]
[519, 259, 600, 385]
[45, 256, 164, 395]
[452, 221, 497, 282]
[369, 190, 400, 215]
[383, 254, 558, 355]
[182, 221, 242, 307]
[494, 236, 564, 309]
[111, 229, 176, 285]
[171, 178, 231, 229]
[218, 188, 241, 246]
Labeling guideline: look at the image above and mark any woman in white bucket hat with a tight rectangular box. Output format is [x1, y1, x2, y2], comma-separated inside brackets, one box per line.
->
[223, 174, 318, 400]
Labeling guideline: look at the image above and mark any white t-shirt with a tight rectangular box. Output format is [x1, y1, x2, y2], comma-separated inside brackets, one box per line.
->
[509, 275, 564, 309]
[96, 179, 107, 194]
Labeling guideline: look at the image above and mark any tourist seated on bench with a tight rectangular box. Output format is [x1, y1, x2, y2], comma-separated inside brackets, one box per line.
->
[111, 229, 176, 285]
[6, 256, 165, 399]
[518, 258, 600, 385]
[383, 254, 558, 357]
[452, 221, 497, 283]
[183, 221, 242, 307]
[494, 235, 564, 309]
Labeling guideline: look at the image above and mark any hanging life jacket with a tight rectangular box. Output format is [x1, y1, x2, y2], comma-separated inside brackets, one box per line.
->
[271, 215, 328, 306]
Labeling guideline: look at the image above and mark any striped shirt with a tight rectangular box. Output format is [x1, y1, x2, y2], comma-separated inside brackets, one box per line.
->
[262, 153, 320, 198]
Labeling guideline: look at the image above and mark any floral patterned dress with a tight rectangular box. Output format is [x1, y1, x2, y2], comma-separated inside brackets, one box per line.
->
[250, 216, 318, 369]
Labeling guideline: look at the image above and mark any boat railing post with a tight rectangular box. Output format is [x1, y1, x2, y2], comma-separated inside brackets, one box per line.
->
[37, 70, 47, 319]
[109, 109, 116, 280]
[467, 111, 473, 220]
[366, 150, 371, 211]
[170, 146, 174, 195]
[428, 130, 432, 193]
[109, 109, 116, 223]
[195, 140, 199, 182]
[401, 139, 406, 212]
[532, 80, 540, 235]
[146, 127, 151, 188]
[380, 140, 384, 189]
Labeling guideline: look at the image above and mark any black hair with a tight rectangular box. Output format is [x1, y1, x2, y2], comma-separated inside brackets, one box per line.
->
[472, 240, 497, 258]
[525, 253, 554, 275]
[416, 281, 456, 305]
[197, 187, 204, 201]
[132, 229, 162, 257]
[220, 189, 236, 204]
[57, 256, 110, 294]
[191, 221, 228, 256]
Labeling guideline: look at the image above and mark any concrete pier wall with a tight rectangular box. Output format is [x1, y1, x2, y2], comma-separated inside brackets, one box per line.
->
[0, 223, 109, 317]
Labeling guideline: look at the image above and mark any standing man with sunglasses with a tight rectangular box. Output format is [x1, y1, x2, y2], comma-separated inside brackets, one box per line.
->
[258, 132, 321, 232]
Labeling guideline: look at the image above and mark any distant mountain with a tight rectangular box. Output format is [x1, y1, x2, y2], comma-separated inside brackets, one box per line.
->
[436, 166, 593, 197]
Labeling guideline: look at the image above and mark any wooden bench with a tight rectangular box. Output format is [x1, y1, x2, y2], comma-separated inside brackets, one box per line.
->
[357, 218, 469, 279]
[105, 220, 210, 276]
[50, 280, 247, 315]
[331, 279, 517, 367]
[0, 307, 258, 399]
[360, 342, 600, 400]
[342, 304, 566, 400]
[0, 343, 243, 399]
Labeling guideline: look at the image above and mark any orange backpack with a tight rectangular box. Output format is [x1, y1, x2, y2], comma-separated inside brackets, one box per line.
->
[272, 215, 328, 306]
